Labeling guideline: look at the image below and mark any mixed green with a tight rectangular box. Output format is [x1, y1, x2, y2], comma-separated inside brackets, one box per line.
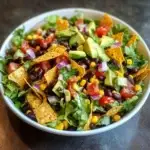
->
[0, 12, 149, 131]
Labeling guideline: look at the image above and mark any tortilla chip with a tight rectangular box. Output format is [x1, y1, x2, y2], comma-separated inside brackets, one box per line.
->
[83, 102, 93, 130]
[33, 45, 66, 63]
[26, 92, 42, 109]
[44, 66, 57, 85]
[134, 64, 150, 81]
[56, 18, 69, 31]
[106, 106, 122, 116]
[34, 102, 57, 124]
[112, 32, 124, 44]
[127, 35, 137, 46]
[8, 66, 28, 89]
[100, 13, 113, 28]
[70, 59, 85, 78]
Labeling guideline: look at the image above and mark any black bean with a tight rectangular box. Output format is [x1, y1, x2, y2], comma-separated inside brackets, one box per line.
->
[112, 92, 121, 100]
[112, 59, 120, 68]
[98, 75, 106, 81]
[29, 40, 37, 47]
[124, 72, 129, 77]
[67, 126, 77, 131]
[84, 58, 91, 65]
[84, 71, 94, 80]
[127, 68, 138, 74]
[36, 50, 45, 57]
[104, 89, 113, 97]
[26, 112, 36, 121]
[22, 104, 29, 113]
[90, 123, 96, 129]
[54, 104, 61, 112]
[127, 76, 135, 85]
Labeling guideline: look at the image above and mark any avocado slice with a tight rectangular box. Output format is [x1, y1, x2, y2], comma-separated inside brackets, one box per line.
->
[88, 21, 96, 36]
[100, 36, 114, 48]
[104, 69, 116, 86]
[84, 37, 98, 58]
[52, 81, 64, 97]
[69, 51, 86, 59]
[64, 89, 71, 102]
[77, 45, 84, 51]
[56, 27, 77, 37]
[97, 47, 110, 62]
[116, 77, 128, 87]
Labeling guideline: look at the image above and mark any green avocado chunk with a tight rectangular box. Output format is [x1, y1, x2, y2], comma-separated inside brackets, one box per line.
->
[52, 81, 64, 97]
[69, 51, 86, 59]
[88, 21, 96, 36]
[100, 36, 114, 48]
[69, 30, 85, 46]
[64, 89, 71, 102]
[116, 77, 128, 87]
[104, 69, 116, 86]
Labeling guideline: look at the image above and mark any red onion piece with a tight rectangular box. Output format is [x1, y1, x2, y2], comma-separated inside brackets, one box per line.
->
[56, 61, 68, 69]
[33, 84, 40, 90]
[91, 95, 100, 100]
[111, 41, 121, 48]
[26, 48, 36, 59]
[98, 62, 108, 72]
[77, 24, 87, 33]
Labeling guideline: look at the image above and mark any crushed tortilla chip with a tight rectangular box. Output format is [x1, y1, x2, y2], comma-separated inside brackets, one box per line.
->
[106, 106, 122, 116]
[8, 66, 28, 89]
[134, 64, 150, 81]
[83, 102, 93, 130]
[44, 66, 57, 85]
[33, 45, 66, 63]
[56, 18, 69, 31]
[100, 13, 113, 28]
[112, 32, 124, 44]
[127, 35, 138, 46]
[70, 59, 85, 78]
[34, 102, 57, 124]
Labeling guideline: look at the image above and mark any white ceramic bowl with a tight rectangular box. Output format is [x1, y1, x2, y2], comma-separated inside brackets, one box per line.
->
[0, 8, 150, 136]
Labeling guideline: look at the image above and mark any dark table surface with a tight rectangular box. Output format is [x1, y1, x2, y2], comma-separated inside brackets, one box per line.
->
[0, 0, 150, 150]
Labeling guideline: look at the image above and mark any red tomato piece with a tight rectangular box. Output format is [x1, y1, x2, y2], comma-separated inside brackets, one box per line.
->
[95, 26, 109, 37]
[87, 82, 99, 96]
[99, 96, 114, 106]
[95, 70, 105, 78]
[7, 62, 20, 74]
[120, 87, 135, 99]
[21, 41, 30, 53]
[40, 61, 51, 72]
[56, 55, 69, 64]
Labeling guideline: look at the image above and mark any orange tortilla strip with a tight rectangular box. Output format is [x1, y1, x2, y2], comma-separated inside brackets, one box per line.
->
[100, 13, 113, 28]
[56, 18, 69, 31]
[33, 45, 66, 63]
[127, 35, 138, 46]
[70, 59, 85, 78]
[112, 32, 124, 44]
[44, 66, 57, 85]
[106, 106, 122, 116]
[34, 102, 57, 124]
[8, 66, 28, 89]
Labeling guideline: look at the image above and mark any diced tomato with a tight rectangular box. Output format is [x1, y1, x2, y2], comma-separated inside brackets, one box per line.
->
[46, 33, 55, 44]
[87, 82, 99, 96]
[21, 41, 30, 53]
[7, 62, 20, 74]
[38, 39, 48, 49]
[75, 19, 84, 26]
[99, 96, 114, 106]
[95, 70, 105, 78]
[120, 87, 135, 99]
[40, 61, 51, 72]
[56, 55, 69, 64]
[95, 26, 109, 37]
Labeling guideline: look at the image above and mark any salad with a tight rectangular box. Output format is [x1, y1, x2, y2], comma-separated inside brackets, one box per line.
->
[0, 12, 149, 131]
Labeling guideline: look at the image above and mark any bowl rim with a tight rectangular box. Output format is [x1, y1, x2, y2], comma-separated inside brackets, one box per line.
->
[0, 8, 150, 136]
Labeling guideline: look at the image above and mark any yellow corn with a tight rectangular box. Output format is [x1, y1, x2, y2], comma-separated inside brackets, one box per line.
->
[27, 35, 33, 40]
[91, 116, 99, 124]
[35, 46, 40, 51]
[77, 76, 81, 81]
[90, 62, 96, 68]
[99, 89, 104, 96]
[63, 120, 69, 130]
[40, 84, 47, 91]
[134, 84, 142, 91]
[115, 71, 123, 77]
[83, 89, 87, 94]
[129, 75, 134, 78]
[113, 114, 121, 122]
[33, 34, 38, 40]
[80, 79, 87, 87]
[73, 83, 79, 91]
[56, 123, 64, 130]
[127, 59, 133, 65]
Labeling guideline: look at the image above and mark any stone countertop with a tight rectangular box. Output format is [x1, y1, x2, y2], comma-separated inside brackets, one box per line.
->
[0, 0, 150, 150]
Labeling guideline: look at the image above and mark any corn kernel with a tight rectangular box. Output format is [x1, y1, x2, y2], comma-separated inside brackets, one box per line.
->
[73, 83, 80, 91]
[115, 71, 123, 77]
[40, 84, 47, 91]
[95, 79, 100, 84]
[134, 84, 142, 91]
[33, 34, 38, 40]
[90, 77, 95, 83]
[77, 76, 81, 81]
[56, 123, 64, 130]
[91, 116, 99, 124]
[127, 59, 133, 65]
[90, 62, 96, 68]
[113, 114, 121, 122]
[83, 89, 87, 94]
[99, 89, 104, 96]
[129, 75, 134, 78]
[63, 120, 69, 130]
[27, 35, 33, 40]
[80, 79, 86, 87]
[35, 46, 40, 51]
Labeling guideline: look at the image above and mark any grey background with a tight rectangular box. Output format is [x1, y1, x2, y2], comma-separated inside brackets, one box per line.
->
[0, 0, 150, 149]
